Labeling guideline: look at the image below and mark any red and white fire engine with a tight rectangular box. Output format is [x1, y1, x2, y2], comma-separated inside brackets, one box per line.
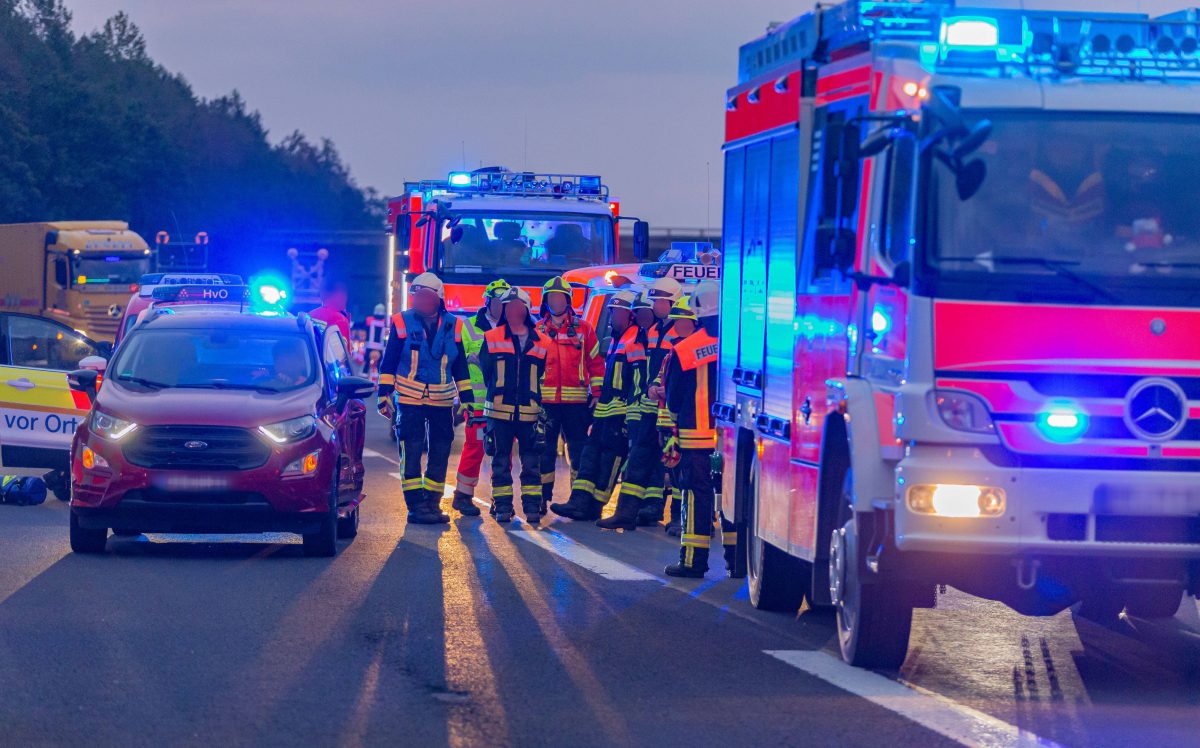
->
[720, 0, 1200, 668]
[386, 167, 649, 316]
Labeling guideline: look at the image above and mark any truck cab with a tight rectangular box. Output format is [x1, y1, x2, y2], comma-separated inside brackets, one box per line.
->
[719, 1, 1200, 669]
[387, 168, 641, 316]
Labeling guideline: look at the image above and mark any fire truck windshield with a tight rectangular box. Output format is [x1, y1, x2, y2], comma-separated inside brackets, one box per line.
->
[925, 111, 1200, 307]
[438, 211, 611, 274]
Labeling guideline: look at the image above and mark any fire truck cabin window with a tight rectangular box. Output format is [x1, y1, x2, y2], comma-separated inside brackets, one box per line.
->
[440, 212, 612, 273]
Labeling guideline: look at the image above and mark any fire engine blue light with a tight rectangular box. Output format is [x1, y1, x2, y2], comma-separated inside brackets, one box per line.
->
[871, 307, 891, 336]
[1036, 404, 1088, 443]
[448, 172, 472, 187]
[942, 17, 1000, 48]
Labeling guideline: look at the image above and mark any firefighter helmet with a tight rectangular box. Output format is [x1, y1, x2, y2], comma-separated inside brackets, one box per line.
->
[609, 289, 637, 310]
[484, 279, 511, 300]
[632, 287, 654, 310]
[501, 286, 532, 308]
[542, 276, 571, 297]
[668, 296, 697, 321]
[649, 277, 683, 303]
[689, 281, 719, 319]
[373, 303, 385, 316]
[410, 272, 444, 299]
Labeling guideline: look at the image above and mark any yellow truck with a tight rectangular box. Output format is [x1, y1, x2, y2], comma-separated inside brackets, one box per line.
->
[0, 221, 153, 343]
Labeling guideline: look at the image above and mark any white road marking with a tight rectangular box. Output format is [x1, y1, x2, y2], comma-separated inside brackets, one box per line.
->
[765, 650, 1059, 748]
[509, 526, 661, 582]
[362, 447, 399, 466]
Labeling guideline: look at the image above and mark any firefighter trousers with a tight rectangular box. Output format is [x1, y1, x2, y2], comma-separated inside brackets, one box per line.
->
[539, 402, 592, 502]
[617, 415, 667, 507]
[568, 415, 628, 506]
[676, 448, 718, 571]
[487, 419, 542, 514]
[396, 404, 455, 511]
[455, 408, 485, 497]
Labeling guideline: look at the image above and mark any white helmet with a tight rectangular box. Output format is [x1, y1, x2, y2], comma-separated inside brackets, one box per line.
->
[689, 281, 719, 320]
[373, 303, 386, 316]
[502, 286, 532, 308]
[650, 277, 683, 303]
[609, 289, 637, 310]
[411, 272, 444, 299]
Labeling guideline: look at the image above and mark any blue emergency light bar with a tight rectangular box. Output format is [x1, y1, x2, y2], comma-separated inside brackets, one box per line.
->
[412, 167, 609, 200]
[150, 284, 250, 303]
[739, 1, 1200, 83]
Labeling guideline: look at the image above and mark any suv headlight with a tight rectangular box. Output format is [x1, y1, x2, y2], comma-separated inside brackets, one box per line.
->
[92, 410, 138, 441]
[258, 415, 316, 444]
[933, 390, 995, 434]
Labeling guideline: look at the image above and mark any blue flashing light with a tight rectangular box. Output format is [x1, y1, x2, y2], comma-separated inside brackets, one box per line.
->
[249, 273, 291, 313]
[871, 307, 892, 337]
[1035, 404, 1089, 443]
[942, 17, 999, 48]
[448, 172, 472, 188]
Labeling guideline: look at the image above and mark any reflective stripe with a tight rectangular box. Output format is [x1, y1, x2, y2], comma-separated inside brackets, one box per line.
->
[681, 533, 711, 549]
[621, 483, 647, 499]
[378, 374, 395, 386]
[541, 473, 556, 484]
[493, 485, 514, 497]
[520, 485, 541, 497]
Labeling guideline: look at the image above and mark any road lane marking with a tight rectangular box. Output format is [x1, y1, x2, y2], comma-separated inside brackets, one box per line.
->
[765, 650, 1060, 748]
[363, 447, 399, 466]
[508, 526, 661, 582]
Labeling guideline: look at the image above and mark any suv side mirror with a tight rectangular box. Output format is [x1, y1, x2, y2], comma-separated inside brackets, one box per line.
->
[632, 220, 650, 261]
[68, 369, 100, 400]
[79, 355, 108, 373]
[337, 375, 377, 402]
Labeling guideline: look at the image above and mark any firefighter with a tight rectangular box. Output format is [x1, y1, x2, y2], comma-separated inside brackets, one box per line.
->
[377, 272, 474, 525]
[452, 279, 511, 516]
[549, 289, 643, 521]
[536, 276, 605, 513]
[364, 303, 387, 382]
[651, 294, 697, 536]
[596, 277, 682, 530]
[479, 287, 552, 524]
[661, 282, 721, 577]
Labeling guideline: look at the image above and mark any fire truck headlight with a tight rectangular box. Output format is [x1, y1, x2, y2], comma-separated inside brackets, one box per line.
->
[933, 390, 995, 434]
[907, 484, 1005, 518]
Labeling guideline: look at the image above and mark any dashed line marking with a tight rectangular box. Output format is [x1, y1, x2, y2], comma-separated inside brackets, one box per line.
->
[765, 650, 1060, 748]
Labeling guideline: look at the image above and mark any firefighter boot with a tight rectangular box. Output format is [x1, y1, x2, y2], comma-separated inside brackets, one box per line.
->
[451, 490, 481, 517]
[424, 489, 451, 524]
[550, 489, 602, 521]
[665, 497, 683, 537]
[664, 546, 709, 578]
[595, 492, 640, 531]
[636, 495, 666, 526]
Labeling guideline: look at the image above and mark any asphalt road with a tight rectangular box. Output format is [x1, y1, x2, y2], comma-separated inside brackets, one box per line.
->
[1, 418, 1198, 747]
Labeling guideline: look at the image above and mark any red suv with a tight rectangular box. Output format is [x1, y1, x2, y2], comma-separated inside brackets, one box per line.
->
[67, 311, 373, 556]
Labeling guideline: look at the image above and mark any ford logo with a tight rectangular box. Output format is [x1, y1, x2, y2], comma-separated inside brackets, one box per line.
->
[183, 440, 208, 450]
[1124, 378, 1188, 443]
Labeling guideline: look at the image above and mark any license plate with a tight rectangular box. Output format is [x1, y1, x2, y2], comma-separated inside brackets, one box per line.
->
[157, 474, 230, 492]
[1094, 484, 1200, 516]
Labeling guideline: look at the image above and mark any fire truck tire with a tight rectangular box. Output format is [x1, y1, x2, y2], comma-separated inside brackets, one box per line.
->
[1076, 594, 1124, 625]
[747, 453, 808, 612]
[830, 470, 913, 669]
[1125, 587, 1184, 619]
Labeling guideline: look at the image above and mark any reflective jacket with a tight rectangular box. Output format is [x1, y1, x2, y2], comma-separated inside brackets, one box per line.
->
[631, 319, 676, 421]
[594, 325, 645, 420]
[463, 308, 500, 405]
[535, 312, 604, 404]
[664, 328, 717, 450]
[479, 323, 551, 422]
[377, 310, 472, 407]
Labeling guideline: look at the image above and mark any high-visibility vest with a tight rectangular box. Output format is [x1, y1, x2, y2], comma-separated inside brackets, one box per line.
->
[382, 310, 464, 406]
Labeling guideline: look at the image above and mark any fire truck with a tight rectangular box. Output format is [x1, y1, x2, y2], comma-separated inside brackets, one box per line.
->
[385, 167, 648, 316]
[719, 0, 1200, 668]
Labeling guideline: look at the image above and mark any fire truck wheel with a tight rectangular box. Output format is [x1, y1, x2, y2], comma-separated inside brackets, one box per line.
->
[1076, 594, 1125, 625]
[747, 453, 808, 612]
[1125, 587, 1184, 619]
[830, 469, 913, 669]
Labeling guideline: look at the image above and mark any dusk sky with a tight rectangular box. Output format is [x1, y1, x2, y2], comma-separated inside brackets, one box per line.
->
[70, 1, 1182, 228]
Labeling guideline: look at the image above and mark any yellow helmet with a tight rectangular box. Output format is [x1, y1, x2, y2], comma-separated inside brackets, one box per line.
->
[668, 296, 697, 321]
[542, 276, 571, 297]
[484, 279, 511, 300]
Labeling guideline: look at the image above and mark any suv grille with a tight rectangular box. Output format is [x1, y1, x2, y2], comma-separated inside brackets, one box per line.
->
[123, 426, 270, 471]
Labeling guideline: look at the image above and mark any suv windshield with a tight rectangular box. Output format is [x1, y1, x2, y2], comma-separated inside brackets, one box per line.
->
[111, 328, 316, 393]
[925, 111, 1200, 306]
[440, 211, 612, 274]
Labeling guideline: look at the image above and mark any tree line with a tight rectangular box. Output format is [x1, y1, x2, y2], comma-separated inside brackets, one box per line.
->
[0, 0, 382, 273]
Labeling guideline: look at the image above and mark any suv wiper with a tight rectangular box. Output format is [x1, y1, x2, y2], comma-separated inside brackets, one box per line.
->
[177, 382, 280, 394]
[114, 375, 167, 389]
[984, 255, 1121, 304]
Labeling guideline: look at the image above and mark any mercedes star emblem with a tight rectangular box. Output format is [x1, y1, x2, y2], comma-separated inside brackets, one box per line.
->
[107, 304, 123, 318]
[1150, 318, 1167, 336]
[1123, 378, 1188, 443]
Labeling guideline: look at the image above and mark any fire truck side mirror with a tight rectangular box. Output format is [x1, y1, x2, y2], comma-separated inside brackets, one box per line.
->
[450, 225, 465, 244]
[956, 159, 987, 201]
[632, 220, 650, 261]
[859, 127, 896, 159]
